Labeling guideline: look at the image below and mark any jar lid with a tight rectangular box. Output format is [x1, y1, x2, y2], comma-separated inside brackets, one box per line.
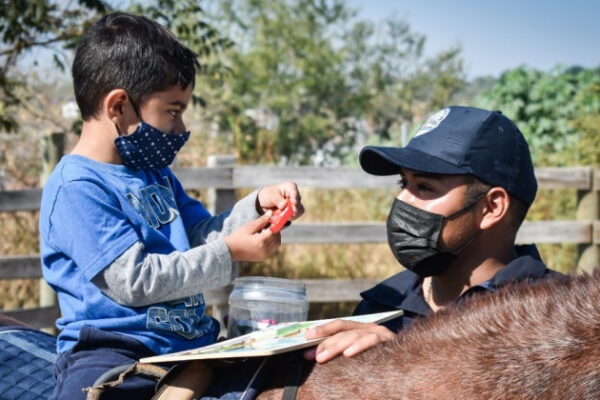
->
[232, 276, 306, 294]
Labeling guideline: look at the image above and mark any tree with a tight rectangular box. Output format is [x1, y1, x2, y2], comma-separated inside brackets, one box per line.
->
[572, 77, 600, 166]
[1, 0, 466, 168]
[0, 0, 108, 132]
[193, 0, 465, 165]
[473, 65, 600, 166]
[473, 65, 600, 275]
[0, 0, 231, 190]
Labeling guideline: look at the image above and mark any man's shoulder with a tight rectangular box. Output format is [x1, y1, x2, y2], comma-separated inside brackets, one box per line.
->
[358, 270, 421, 307]
[354, 269, 430, 325]
[489, 245, 563, 288]
[372, 269, 421, 291]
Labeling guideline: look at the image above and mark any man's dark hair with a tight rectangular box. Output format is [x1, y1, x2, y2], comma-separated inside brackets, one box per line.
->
[464, 175, 528, 231]
[73, 12, 200, 120]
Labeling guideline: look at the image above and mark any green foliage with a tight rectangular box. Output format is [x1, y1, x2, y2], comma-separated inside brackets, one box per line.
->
[193, 0, 465, 165]
[473, 65, 600, 166]
[573, 113, 600, 166]
[1, 0, 465, 165]
[572, 80, 600, 166]
[0, 0, 109, 132]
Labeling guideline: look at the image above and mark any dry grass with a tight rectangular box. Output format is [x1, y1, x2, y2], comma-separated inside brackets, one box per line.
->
[0, 211, 41, 309]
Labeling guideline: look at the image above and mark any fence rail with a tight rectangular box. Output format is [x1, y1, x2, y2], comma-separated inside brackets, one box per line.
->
[1, 162, 599, 328]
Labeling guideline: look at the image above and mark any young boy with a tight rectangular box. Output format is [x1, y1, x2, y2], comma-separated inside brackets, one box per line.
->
[39, 12, 303, 399]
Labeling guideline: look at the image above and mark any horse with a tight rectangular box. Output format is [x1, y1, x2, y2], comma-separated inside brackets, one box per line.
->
[4, 271, 600, 399]
[254, 270, 600, 400]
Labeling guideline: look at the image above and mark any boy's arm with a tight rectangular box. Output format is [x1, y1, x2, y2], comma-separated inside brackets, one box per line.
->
[94, 182, 300, 307]
[93, 211, 276, 307]
[186, 182, 304, 247]
[186, 189, 261, 247]
[92, 240, 231, 307]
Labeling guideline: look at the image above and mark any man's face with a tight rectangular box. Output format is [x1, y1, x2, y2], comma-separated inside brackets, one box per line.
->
[396, 168, 479, 252]
[126, 84, 194, 134]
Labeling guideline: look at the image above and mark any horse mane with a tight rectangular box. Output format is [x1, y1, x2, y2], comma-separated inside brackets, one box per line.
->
[279, 270, 600, 400]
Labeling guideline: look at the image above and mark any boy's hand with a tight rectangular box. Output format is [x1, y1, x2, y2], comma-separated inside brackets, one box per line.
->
[224, 211, 281, 261]
[302, 320, 395, 363]
[257, 182, 304, 220]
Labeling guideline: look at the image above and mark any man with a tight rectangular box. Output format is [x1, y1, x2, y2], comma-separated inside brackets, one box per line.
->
[304, 105, 560, 363]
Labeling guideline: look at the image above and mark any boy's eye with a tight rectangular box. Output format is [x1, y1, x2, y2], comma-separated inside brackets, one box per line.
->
[168, 110, 180, 118]
[397, 178, 407, 189]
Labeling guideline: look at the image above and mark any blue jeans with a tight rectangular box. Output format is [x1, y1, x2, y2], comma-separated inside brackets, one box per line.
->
[51, 326, 161, 400]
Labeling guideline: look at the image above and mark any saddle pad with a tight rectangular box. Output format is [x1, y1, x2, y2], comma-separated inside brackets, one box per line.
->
[0, 327, 57, 400]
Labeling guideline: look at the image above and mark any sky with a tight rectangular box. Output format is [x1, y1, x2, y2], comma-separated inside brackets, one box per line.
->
[20, 0, 600, 83]
[350, 0, 600, 79]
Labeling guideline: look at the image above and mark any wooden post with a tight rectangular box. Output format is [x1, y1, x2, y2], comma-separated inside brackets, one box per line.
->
[40, 132, 64, 333]
[206, 155, 238, 336]
[576, 168, 600, 274]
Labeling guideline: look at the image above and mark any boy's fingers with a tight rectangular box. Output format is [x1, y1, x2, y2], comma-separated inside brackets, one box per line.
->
[246, 210, 273, 233]
[277, 199, 288, 209]
[292, 202, 304, 219]
[263, 230, 281, 251]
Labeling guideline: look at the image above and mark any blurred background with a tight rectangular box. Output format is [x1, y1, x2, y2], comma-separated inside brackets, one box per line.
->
[1, 0, 599, 317]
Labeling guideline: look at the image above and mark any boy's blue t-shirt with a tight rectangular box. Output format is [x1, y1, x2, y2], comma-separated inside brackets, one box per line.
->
[40, 154, 218, 355]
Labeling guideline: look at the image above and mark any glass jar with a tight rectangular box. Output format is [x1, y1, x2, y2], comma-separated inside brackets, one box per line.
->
[227, 276, 309, 338]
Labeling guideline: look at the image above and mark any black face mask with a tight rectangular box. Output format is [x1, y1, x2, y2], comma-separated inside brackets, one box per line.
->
[386, 195, 484, 277]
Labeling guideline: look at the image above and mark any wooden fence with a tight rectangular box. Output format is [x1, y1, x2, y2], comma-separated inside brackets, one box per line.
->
[1, 153, 599, 329]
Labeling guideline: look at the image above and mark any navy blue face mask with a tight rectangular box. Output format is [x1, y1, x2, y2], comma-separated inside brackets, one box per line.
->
[386, 194, 485, 277]
[114, 101, 190, 170]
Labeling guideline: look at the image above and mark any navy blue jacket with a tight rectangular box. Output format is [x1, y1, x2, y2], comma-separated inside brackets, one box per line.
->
[353, 245, 562, 332]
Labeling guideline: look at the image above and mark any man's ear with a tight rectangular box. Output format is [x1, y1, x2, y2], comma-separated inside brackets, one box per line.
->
[479, 187, 510, 230]
[103, 89, 130, 125]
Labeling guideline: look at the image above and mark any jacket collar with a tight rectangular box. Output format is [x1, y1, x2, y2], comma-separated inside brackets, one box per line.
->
[486, 244, 548, 288]
[360, 244, 549, 317]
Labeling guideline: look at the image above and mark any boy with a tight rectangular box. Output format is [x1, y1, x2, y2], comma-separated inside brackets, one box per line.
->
[303, 106, 561, 363]
[39, 12, 303, 399]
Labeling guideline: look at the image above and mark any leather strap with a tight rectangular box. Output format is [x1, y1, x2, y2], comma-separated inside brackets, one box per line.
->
[281, 354, 305, 400]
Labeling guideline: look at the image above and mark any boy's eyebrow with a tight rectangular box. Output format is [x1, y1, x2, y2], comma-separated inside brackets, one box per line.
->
[167, 101, 187, 109]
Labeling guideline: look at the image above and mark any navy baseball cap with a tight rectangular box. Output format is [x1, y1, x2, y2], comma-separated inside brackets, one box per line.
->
[359, 106, 537, 207]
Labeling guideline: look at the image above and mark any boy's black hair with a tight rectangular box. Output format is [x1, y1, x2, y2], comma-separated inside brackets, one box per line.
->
[73, 12, 199, 120]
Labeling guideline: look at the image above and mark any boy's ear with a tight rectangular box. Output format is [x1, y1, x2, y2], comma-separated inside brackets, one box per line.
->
[479, 187, 510, 230]
[104, 89, 130, 124]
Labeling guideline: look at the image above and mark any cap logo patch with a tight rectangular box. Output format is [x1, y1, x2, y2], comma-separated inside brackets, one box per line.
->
[415, 107, 450, 137]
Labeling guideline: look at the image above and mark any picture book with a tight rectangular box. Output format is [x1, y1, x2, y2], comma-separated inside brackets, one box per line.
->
[139, 309, 403, 363]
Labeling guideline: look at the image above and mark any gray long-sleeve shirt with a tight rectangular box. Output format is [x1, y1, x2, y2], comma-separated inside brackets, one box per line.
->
[92, 189, 261, 307]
